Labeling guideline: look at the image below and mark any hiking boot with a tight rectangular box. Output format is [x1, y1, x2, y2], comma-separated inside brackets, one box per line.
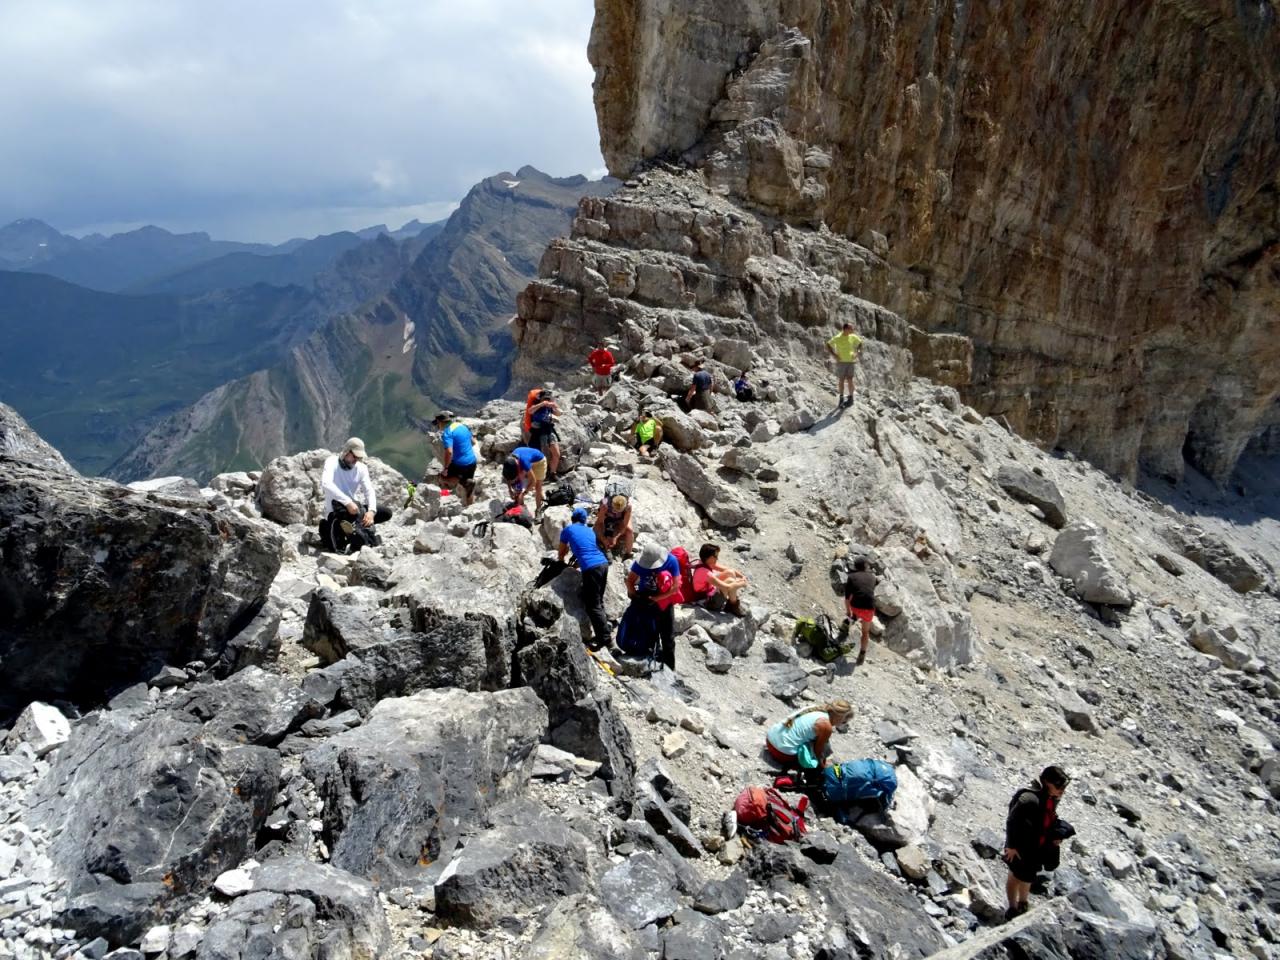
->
[856, 648, 867, 666]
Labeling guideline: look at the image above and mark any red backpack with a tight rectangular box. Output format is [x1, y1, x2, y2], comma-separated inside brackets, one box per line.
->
[733, 786, 809, 844]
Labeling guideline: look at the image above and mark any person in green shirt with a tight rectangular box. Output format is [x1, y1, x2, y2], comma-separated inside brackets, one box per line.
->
[826, 322, 863, 408]
[631, 410, 663, 457]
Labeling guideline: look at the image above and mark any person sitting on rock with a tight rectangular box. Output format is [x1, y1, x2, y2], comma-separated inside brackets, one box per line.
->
[764, 700, 853, 773]
[557, 507, 612, 649]
[689, 543, 747, 616]
[502, 446, 547, 513]
[625, 543, 683, 670]
[683, 361, 715, 414]
[631, 410, 663, 457]
[843, 557, 878, 665]
[595, 486, 635, 558]
[527, 389, 562, 476]
[587, 340, 616, 395]
[826, 321, 863, 408]
[733, 369, 756, 402]
[432, 411, 477, 506]
[1003, 765, 1071, 922]
[320, 438, 390, 549]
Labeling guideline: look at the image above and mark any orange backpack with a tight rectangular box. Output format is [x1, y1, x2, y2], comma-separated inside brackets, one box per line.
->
[733, 786, 809, 843]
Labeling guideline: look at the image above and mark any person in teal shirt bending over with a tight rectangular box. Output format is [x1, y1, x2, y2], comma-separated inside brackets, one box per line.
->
[765, 700, 853, 772]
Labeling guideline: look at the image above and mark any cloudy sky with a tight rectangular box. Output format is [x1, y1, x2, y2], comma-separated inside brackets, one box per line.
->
[0, 1, 603, 242]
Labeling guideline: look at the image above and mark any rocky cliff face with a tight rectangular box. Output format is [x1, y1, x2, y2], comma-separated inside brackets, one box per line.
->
[571, 0, 1280, 484]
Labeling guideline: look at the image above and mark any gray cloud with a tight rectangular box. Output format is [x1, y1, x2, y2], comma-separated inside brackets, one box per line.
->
[0, 0, 602, 241]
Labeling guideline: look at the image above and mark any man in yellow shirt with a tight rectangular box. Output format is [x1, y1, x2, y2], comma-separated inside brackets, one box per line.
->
[826, 322, 862, 408]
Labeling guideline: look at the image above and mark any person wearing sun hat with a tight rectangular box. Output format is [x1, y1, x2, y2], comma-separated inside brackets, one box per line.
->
[625, 541, 683, 669]
[557, 506, 611, 648]
[319, 437, 391, 550]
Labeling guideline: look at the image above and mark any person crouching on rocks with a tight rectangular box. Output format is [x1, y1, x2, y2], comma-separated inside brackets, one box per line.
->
[764, 700, 853, 776]
[1003, 764, 1071, 921]
[558, 507, 611, 649]
[626, 543, 683, 670]
[502, 446, 547, 514]
[320, 438, 391, 547]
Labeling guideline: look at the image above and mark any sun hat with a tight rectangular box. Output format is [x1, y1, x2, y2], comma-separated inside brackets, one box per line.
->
[636, 543, 669, 570]
[344, 437, 367, 460]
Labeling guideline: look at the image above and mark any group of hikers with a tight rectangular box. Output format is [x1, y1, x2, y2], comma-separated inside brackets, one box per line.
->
[758, 699, 1073, 921]
[314, 326, 1076, 923]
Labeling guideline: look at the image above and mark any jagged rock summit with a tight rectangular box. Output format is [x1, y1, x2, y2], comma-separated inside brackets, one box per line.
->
[583, 0, 1280, 486]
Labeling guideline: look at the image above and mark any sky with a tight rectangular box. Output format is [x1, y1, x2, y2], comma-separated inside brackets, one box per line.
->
[0, 1, 604, 242]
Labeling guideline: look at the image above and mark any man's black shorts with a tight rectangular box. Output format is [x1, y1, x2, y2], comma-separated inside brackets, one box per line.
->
[1006, 850, 1044, 883]
[446, 461, 477, 481]
[530, 424, 559, 449]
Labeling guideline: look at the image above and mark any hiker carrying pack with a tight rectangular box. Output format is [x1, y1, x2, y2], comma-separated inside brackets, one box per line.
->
[732, 786, 809, 844]
[822, 759, 898, 822]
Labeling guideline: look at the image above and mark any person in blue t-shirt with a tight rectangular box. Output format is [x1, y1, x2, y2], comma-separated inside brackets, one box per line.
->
[625, 542, 683, 669]
[432, 411, 478, 505]
[557, 507, 611, 648]
[502, 446, 547, 512]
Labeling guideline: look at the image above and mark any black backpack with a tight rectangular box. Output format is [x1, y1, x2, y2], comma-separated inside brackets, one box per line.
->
[473, 502, 535, 537]
[544, 483, 576, 507]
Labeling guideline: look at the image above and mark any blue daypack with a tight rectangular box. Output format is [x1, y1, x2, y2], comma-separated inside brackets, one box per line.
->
[823, 759, 898, 815]
[616, 600, 659, 658]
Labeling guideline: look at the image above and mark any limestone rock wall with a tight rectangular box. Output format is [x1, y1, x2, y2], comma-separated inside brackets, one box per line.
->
[582, 0, 1280, 483]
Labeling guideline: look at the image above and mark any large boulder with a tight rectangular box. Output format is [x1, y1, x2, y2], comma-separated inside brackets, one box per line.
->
[876, 546, 974, 669]
[1162, 523, 1265, 593]
[302, 587, 517, 710]
[1049, 521, 1133, 606]
[173, 667, 322, 746]
[996, 463, 1068, 528]
[256, 449, 408, 526]
[32, 712, 280, 946]
[302, 688, 546, 885]
[853, 766, 932, 849]
[0, 463, 282, 712]
[516, 893, 646, 960]
[434, 804, 596, 925]
[197, 859, 390, 960]
[658, 448, 756, 528]
[744, 839, 949, 957]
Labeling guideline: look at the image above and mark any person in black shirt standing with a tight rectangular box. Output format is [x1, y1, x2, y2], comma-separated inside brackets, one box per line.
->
[843, 558, 878, 665]
[1003, 765, 1071, 920]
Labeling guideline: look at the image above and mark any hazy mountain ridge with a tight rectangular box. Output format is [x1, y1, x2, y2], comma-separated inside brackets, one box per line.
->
[109, 167, 616, 481]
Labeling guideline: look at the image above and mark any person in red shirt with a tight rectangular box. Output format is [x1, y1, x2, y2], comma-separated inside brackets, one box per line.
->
[587, 341, 616, 394]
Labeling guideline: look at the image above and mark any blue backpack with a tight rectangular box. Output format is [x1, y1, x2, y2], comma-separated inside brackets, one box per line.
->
[823, 759, 898, 817]
[616, 600, 659, 658]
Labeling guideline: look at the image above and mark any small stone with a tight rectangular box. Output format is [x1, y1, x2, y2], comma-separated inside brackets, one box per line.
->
[212, 867, 253, 897]
[1103, 849, 1135, 879]
[703, 644, 733, 675]
[148, 666, 188, 690]
[662, 731, 689, 759]
[895, 844, 930, 881]
[139, 924, 170, 955]
[169, 924, 202, 959]
[79, 938, 109, 960]
[679, 716, 706, 735]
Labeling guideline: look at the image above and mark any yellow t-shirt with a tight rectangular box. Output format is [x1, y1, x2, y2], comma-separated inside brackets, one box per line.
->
[827, 332, 862, 362]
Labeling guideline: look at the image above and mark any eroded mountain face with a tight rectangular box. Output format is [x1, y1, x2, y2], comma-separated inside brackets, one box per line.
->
[566, 0, 1280, 484]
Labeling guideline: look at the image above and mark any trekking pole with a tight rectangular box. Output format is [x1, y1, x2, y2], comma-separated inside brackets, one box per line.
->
[584, 646, 638, 702]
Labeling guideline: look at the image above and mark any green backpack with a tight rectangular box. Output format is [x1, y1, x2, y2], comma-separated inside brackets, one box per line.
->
[793, 615, 848, 663]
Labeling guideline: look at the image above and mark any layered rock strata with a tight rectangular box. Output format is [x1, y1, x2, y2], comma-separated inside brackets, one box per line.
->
[556, 0, 1280, 484]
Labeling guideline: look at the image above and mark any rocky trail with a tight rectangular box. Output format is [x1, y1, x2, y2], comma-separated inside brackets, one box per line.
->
[1, 304, 1278, 960]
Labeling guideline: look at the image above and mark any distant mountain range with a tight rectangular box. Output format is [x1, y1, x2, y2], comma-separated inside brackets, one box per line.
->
[109, 167, 616, 481]
[0, 167, 614, 480]
[0, 216, 444, 295]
